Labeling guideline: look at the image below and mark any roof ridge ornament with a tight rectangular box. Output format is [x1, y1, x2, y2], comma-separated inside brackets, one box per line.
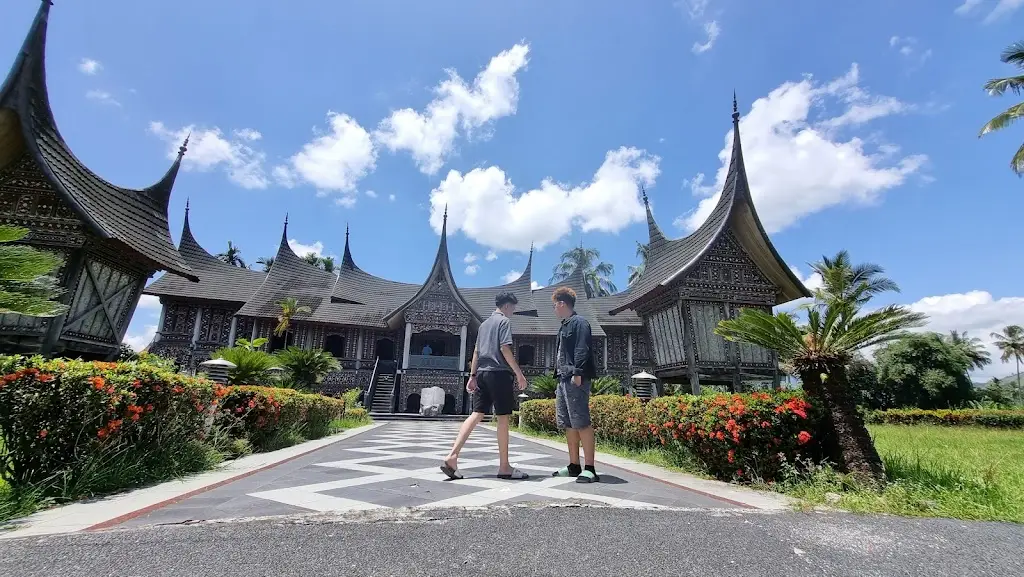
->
[732, 90, 740, 123]
[178, 132, 190, 159]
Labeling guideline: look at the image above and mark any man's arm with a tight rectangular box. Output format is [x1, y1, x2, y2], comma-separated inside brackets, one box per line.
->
[466, 348, 479, 392]
[498, 318, 528, 390]
[572, 318, 592, 378]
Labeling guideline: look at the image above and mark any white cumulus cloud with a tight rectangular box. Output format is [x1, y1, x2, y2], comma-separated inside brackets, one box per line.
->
[485, 250, 498, 261]
[149, 121, 269, 189]
[78, 58, 101, 75]
[692, 21, 720, 54]
[502, 270, 521, 283]
[375, 43, 530, 175]
[465, 264, 480, 275]
[288, 239, 324, 257]
[955, 0, 1024, 22]
[86, 90, 120, 107]
[137, 294, 161, 311]
[464, 253, 479, 264]
[429, 147, 659, 253]
[123, 324, 157, 352]
[675, 64, 927, 234]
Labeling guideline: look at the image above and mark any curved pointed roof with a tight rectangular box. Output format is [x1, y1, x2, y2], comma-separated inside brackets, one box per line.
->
[0, 2, 194, 280]
[382, 209, 482, 329]
[340, 224, 360, 271]
[145, 202, 266, 303]
[610, 98, 809, 314]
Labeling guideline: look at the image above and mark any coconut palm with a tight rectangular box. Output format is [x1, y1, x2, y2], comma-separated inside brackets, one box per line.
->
[991, 325, 1024, 399]
[550, 245, 616, 297]
[256, 256, 275, 272]
[945, 330, 992, 371]
[319, 255, 336, 273]
[807, 250, 898, 309]
[627, 242, 649, 287]
[980, 41, 1024, 175]
[0, 225, 68, 316]
[216, 241, 247, 268]
[715, 254, 927, 485]
[275, 297, 311, 337]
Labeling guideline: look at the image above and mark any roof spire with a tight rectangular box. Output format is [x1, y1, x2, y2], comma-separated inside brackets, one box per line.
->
[341, 222, 359, 270]
[178, 132, 190, 159]
[641, 183, 649, 206]
[732, 91, 740, 123]
[643, 185, 667, 253]
[185, 197, 190, 216]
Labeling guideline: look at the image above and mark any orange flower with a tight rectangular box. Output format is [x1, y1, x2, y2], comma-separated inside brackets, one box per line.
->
[38, 373, 54, 382]
[97, 427, 109, 439]
[90, 376, 106, 390]
[39, 429, 48, 439]
[727, 449, 735, 463]
[797, 431, 812, 445]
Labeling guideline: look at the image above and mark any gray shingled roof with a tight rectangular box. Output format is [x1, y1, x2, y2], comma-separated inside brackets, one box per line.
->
[145, 207, 267, 303]
[0, 3, 195, 281]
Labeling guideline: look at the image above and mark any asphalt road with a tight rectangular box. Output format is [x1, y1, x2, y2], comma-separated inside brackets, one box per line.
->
[1, 505, 1021, 577]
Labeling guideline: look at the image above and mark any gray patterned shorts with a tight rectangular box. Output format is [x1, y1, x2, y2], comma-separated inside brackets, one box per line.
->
[555, 376, 592, 430]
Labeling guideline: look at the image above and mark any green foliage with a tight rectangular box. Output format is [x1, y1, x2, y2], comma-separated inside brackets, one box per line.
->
[591, 375, 623, 396]
[0, 225, 67, 317]
[991, 325, 1024, 400]
[256, 256, 275, 272]
[845, 354, 884, 409]
[212, 345, 277, 385]
[233, 337, 268, 351]
[627, 241, 648, 287]
[979, 41, 1024, 175]
[274, 347, 339, 390]
[866, 408, 1024, 429]
[275, 297, 311, 337]
[549, 245, 616, 297]
[528, 374, 558, 399]
[873, 333, 977, 409]
[219, 386, 345, 450]
[216, 241, 247, 268]
[118, 343, 138, 362]
[342, 387, 363, 410]
[944, 330, 992, 371]
[979, 377, 1019, 407]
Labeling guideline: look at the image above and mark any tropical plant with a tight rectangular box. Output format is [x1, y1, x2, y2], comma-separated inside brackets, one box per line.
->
[874, 333, 976, 410]
[591, 375, 623, 396]
[944, 330, 992, 372]
[216, 241, 247, 268]
[274, 347, 340, 390]
[234, 337, 268, 351]
[806, 250, 898, 309]
[980, 41, 1024, 175]
[275, 297, 311, 337]
[319, 256, 336, 273]
[529, 374, 558, 399]
[549, 244, 616, 297]
[0, 225, 67, 316]
[256, 256, 275, 272]
[212, 345, 277, 385]
[627, 241, 649, 287]
[991, 325, 1024, 400]
[715, 252, 927, 485]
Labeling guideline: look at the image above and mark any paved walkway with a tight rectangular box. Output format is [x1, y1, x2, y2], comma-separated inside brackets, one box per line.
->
[120, 421, 737, 527]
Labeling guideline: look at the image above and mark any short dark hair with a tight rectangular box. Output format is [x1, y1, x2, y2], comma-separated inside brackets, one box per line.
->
[495, 292, 518, 308]
[552, 286, 576, 308]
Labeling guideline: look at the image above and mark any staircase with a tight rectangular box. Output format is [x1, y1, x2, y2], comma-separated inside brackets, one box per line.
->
[368, 359, 398, 413]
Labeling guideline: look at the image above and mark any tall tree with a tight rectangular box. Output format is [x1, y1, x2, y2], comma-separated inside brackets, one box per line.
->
[716, 252, 926, 485]
[256, 256, 275, 272]
[979, 41, 1024, 174]
[549, 245, 616, 297]
[275, 297, 311, 337]
[875, 333, 976, 410]
[216, 241, 247, 268]
[627, 241, 649, 287]
[320, 255, 336, 273]
[808, 250, 899, 309]
[944, 330, 992, 371]
[0, 225, 68, 316]
[991, 325, 1024, 400]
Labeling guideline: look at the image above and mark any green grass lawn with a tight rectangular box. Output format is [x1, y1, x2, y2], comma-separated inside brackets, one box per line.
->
[514, 424, 1024, 523]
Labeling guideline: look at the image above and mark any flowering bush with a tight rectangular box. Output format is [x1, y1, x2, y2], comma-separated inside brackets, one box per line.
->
[0, 355, 223, 489]
[519, 390, 820, 483]
[220, 386, 345, 450]
[866, 408, 1024, 429]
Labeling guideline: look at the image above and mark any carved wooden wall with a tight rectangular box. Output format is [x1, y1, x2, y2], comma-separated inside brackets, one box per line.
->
[680, 231, 777, 306]
[606, 331, 629, 370]
[60, 256, 144, 347]
[404, 279, 472, 334]
[644, 305, 687, 368]
[0, 153, 86, 248]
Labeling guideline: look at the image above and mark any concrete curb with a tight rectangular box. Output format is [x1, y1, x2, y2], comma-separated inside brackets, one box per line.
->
[0, 422, 385, 539]
[488, 426, 797, 511]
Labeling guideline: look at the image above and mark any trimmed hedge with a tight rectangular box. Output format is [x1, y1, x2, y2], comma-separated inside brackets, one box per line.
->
[520, 390, 819, 482]
[0, 355, 348, 496]
[867, 408, 1024, 429]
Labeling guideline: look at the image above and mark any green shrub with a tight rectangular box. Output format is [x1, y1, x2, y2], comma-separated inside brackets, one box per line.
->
[342, 387, 363, 410]
[212, 345, 277, 385]
[528, 374, 558, 399]
[867, 408, 1024, 429]
[219, 386, 345, 450]
[345, 407, 369, 422]
[589, 395, 648, 446]
[274, 347, 339, 390]
[592, 376, 623, 396]
[520, 399, 558, 432]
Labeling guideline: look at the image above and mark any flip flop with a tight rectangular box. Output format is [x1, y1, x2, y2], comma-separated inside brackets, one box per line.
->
[497, 468, 529, 480]
[575, 469, 600, 483]
[552, 466, 580, 478]
[440, 463, 463, 480]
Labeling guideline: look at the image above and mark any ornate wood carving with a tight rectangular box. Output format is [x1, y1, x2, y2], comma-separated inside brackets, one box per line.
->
[643, 304, 687, 370]
[680, 231, 777, 306]
[60, 256, 143, 345]
[606, 330, 629, 368]
[687, 300, 731, 367]
[631, 330, 652, 367]
[318, 369, 374, 395]
[0, 153, 86, 248]
[197, 306, 236, 346]
[404, 279, 471, 334]
[161, 302, 197, 342]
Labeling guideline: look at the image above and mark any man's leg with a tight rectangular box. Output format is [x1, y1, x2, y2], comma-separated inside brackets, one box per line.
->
[553, 378, 582, 477]
[444, 412, 484, 470]
[566, 427, 581, 465]
[579, 426, 596, 467]
[568, 378, 598, 482]
[496, 414, 511, 474]
[492, 372, 516, 475]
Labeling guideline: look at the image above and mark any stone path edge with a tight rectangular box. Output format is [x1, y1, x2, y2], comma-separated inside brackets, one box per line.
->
[490, 425, 797, 511]
[0, 422, 386, 539]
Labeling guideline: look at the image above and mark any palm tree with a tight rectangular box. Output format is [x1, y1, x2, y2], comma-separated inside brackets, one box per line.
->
[716, 253, 927, 485]
[991, 325, 1024, 400]
[979, 41, 1024, 175]
[945, 330, 992, 371]
[217, 241, 247, 268]
[275, 297, 311, 337]
[549, 245, 616, 297]
[256, 256, 275, 272]
[0, 225, 68, 316]
[627, 242, 649, 287]
[274, 346, 340, 390]
[320, 255, 336, 273]
[808, 250, 898, 309]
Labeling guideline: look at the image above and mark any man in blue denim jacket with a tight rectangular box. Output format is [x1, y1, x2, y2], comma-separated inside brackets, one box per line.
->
[550, 287, 599, 483]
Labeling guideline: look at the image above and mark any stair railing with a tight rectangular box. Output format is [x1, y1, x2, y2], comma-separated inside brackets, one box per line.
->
[365, 357, 381, 411]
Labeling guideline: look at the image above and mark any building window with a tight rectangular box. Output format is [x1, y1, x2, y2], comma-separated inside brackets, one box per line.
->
[517, 344, 535, 366]
[324, 334, 346, 358]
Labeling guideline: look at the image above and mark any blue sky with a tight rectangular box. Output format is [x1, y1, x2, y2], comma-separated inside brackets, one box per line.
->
[3, 0, 1023, 379]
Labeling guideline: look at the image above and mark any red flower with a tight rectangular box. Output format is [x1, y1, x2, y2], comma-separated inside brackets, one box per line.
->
[797, 431, 812, 445]
[727, 449, 735, 463]
[90, 376, 106, 390]
[97, 427, 109, 439]
[38, 373, 54, 382]
[39, 429, 48, 439]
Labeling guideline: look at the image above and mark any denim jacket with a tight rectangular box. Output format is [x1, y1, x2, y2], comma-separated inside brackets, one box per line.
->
[555, 312, 597, 379]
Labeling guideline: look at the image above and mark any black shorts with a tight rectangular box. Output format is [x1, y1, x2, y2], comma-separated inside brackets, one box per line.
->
[472, 371, 515, 416]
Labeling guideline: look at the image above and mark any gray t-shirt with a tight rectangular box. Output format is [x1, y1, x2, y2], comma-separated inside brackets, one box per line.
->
[475, 310, 514, 373]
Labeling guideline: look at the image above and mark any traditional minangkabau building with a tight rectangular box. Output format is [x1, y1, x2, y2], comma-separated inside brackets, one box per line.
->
[1, 3, 810, 414]
[0, 2, 195, 359]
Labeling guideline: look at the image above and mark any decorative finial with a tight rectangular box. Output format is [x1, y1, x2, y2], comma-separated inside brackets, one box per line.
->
[443, 204, 448, 219]
[641, 184, 649, 206]
[178, 132, 190, 158]
[732, 91, 740, 122]
[185, 197, 190, 215]
[284, 212, 289, 226]
[345, 223, 350, 239]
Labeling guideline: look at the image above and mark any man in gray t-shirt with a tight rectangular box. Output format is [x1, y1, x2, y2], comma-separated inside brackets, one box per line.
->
[441, 292, 529, 481]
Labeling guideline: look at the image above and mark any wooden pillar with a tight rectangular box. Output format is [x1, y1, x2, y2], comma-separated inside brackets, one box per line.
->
[191, 307, 203, 345]
[227, 316, 237, 346]
[250, 319, 258, 341]
[458, 324, 468, 373]
[355, 329, 364, 369]
[627, 334, 633, 369]
[603, 337, 608, 372]
[682, 301, 700, 395]
[402, 322, 413, 370]
[154, 301, 167, 343]
[41, 247, 87, 355]
[771, 351, 782, 389]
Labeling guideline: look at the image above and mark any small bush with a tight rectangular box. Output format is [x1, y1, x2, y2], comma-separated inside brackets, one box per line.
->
[590, 395, 648, 446]
[520, 399, 558, 433]
[345, 407, 369, 422]
[867, 408, 1024, 429]
[342, 387, 363, 410]
[219, 386, 345, 450]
